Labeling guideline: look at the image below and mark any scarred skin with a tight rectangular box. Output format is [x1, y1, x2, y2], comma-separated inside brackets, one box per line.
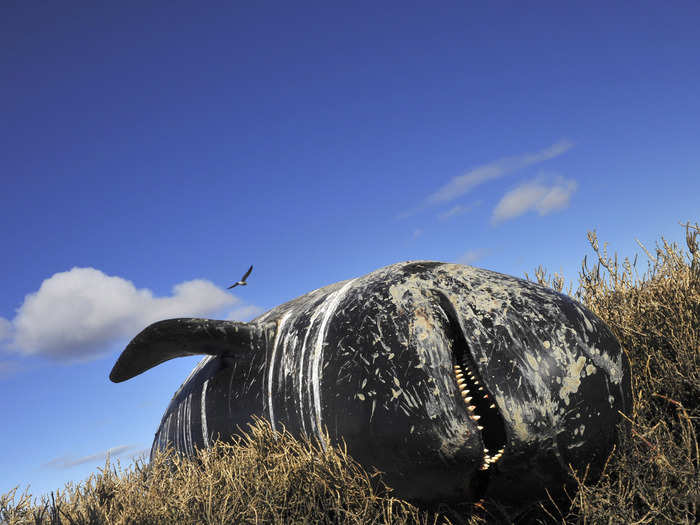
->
[111, 261, 632, 518]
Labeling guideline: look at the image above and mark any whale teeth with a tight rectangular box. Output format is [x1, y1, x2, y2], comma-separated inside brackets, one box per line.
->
[454, 360, 507, 473]
[481, 448, 506, 468]
[454, 359, 506, 467]
[479, 446, 506, 470]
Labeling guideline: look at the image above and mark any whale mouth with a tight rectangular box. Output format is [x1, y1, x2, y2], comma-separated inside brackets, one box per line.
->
[435, 292, 507, 471]
[453, 358, 506, 470]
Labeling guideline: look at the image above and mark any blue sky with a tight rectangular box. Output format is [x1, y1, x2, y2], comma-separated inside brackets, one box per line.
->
[1, 2, 698, 503]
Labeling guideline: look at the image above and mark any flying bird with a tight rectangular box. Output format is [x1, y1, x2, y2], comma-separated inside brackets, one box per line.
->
[227, 265, 253, 289]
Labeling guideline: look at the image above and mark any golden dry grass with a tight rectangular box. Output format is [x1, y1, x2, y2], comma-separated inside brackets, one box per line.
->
[1, 418, 444, 525]
[2, 222, 698, 524]
[525, 221, 699, 524]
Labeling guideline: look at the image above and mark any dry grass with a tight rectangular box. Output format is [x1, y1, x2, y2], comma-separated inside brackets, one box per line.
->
[1, 418, 444, 525]
[526, 221, 699, 524]
[2, 222, 698, 524]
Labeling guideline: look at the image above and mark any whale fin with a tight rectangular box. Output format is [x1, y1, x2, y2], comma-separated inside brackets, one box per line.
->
[109, 318, 273, 383]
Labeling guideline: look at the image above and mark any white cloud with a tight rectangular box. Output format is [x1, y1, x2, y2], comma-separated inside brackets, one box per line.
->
[426, 140, 573, 205]
[412, 228, 424, 239]
[0, 267, 260, 361]
[456, 249, 489, 265]
[491, 175, 578, 225]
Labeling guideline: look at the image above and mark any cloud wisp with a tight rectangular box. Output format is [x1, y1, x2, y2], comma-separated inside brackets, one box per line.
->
[427, 140, 573, 206]
[438, 202, 481, 221]
[42, 444, 141, 469]
[491, 175, 578, 225]
[396, 140, 572, 221]
[0, 268, 261, 362]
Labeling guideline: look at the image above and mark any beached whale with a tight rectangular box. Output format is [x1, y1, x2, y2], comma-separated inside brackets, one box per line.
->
[110, 261, 631, 517]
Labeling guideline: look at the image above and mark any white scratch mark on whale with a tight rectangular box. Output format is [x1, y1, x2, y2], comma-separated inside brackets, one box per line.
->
[201, 378, 210, 448]
[268, 312, 292, 432]
[311, 279, 357, 443]
[299, 297, 329, 438]
[185, 392, 193, 456]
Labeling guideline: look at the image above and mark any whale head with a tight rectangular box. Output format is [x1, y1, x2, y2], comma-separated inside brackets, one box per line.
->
[301, 262, 632, 514]
[110, 261, 632, 518]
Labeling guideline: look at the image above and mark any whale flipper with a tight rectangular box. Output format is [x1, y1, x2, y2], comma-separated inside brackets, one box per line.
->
[109, 318, 270, 383]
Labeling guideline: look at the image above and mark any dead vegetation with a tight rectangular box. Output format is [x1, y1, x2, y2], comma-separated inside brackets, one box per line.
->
[1, 418, 438, 525]
[526, 221, 699, 524]
[2, 222, 698, 524]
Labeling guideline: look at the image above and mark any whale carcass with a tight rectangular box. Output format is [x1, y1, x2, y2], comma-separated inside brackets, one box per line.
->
[110, 261, 632, 516]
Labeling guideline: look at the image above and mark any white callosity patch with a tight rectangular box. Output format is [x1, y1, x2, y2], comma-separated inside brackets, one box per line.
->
[559, 355, 587, 406]
[588, 345, 626, 385]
